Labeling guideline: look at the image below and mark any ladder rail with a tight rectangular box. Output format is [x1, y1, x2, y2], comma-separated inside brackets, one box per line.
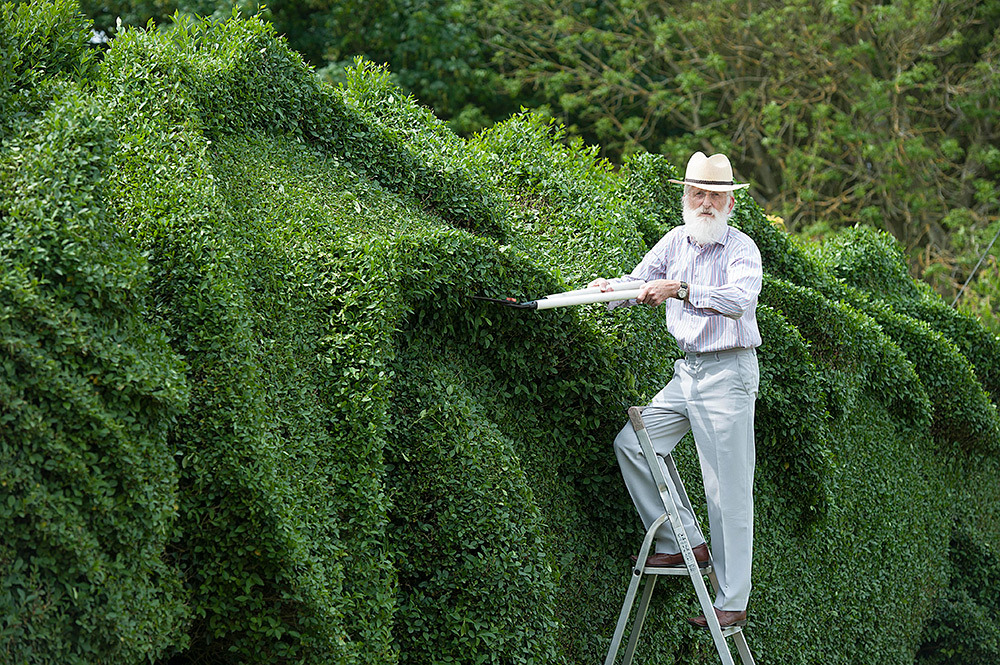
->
[633, 415, 735, 665]
[621, 577, 658, 665]
[658, 453, 724, 598]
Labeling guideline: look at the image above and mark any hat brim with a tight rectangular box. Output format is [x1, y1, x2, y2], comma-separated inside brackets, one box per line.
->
[668, 178, 750, 192]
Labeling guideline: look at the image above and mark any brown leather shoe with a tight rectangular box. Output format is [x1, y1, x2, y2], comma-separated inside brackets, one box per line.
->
[631, 542, 710, 568]
[686, 607, 747, 629]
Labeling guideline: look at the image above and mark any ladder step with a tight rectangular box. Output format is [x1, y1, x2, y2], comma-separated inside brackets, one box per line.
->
[642, 564, 713, 576]
[682, 623, 749, 637]
[721, 626, 746, 638]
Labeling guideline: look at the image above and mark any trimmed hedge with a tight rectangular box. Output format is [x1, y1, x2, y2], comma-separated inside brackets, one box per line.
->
[0, 39, 188, 662]
[817, 224, 1000, 408]
[4, 3, 1000, 664]
[0, 0, 98, 139]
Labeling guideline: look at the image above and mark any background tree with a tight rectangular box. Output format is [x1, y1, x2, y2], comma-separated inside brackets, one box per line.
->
[310, 0, 514, 135]
[481, 0, 1000, 316]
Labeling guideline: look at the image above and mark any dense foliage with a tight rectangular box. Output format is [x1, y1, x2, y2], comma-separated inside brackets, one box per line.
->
[3, 3, 1000, 664]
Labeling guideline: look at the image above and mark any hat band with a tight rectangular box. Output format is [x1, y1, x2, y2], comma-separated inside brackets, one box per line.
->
[686, 178, 734, 186]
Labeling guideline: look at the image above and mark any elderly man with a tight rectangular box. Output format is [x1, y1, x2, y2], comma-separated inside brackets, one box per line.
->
[589, 151, 762, 629]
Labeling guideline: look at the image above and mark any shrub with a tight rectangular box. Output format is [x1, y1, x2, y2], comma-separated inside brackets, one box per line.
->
[815, 227, 1000, 453]
[917, 530, 1000, 665]
[0, 65, 188, 662]
[0, 0, 98, 139]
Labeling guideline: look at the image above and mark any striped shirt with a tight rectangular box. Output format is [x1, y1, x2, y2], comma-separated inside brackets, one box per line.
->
[612, 225, 762, 353]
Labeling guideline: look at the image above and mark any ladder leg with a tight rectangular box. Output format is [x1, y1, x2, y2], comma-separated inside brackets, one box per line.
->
[660, 433, 751, 665]
[620, 576, 658, 665]
[611, 408, 754, 665]
[732, 629, 756, 665]
[693, 575, 736, 665]
[658, 453, 721, 599]
[628, 409, 702, 578]
[604, 515, 666, 665]
[603, 568, 645, 665]
[660, 452, 707, 545]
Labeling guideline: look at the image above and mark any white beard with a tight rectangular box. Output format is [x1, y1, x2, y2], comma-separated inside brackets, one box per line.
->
[683, 204, 729, 245]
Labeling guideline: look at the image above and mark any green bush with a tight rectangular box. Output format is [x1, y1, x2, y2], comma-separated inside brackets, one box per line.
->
[900, 293, 1000, 404]
[917, 530, 1000, 665]
[0, 66, 188, 662]
[0, 0, 98, 139]
[818, 224, 1000, 405]
[815, 227, 1000, 453]
[4, 3, 1000, 664]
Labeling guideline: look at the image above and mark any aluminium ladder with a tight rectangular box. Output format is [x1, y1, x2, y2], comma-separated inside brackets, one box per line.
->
[603, 406, 755, 665]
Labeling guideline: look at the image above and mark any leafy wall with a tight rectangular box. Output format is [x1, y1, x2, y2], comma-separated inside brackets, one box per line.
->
[2, 3, 999, 664]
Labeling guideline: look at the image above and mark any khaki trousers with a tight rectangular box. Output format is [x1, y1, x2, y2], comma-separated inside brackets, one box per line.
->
[614, 347, 758, 611]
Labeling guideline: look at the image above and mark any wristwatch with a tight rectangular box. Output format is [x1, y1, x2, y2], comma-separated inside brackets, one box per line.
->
[675, 281, 689, 300]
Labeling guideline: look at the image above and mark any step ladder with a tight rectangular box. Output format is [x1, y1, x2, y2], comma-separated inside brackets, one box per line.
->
[603, 406, 755, 665]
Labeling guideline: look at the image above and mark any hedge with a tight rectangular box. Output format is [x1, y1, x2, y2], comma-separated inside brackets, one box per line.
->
[3, 3, 1000, 664]
[1, 34, 188, 662]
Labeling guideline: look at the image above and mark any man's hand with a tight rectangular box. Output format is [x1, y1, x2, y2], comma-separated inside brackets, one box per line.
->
[637, 279, 682, 306]
[588, 278, 613, 292]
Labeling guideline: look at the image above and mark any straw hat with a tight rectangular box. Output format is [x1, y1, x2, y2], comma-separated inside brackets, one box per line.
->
[668, 152, 749, 192]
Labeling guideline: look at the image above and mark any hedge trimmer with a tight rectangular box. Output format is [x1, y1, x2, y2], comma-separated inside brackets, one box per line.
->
[473, 281, 646, 310]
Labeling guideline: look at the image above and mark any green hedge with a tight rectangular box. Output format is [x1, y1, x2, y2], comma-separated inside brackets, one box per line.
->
[4, 3, 1000, 664]
[0, 50, 188, 662]
[817, 224, 1000, 404]
[0, 0, 98, 139]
